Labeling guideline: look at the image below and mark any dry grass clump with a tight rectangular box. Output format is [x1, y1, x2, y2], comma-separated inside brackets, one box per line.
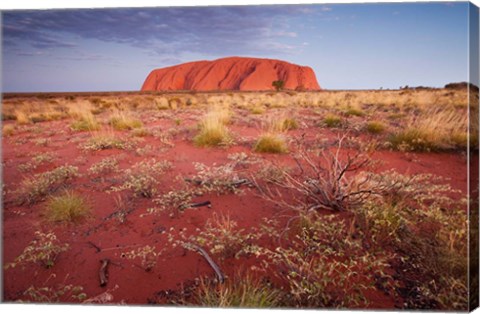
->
[2, 112, 17, 121]
[389, 107, 468, 151]
[29, 111, 65, 123]
[344, 106, 365, 117]
[192, 273, 282, 307]
[154, 98, 170, 110]
[365, 121, 385, 134]
[109, 110, 143, 130]
[253, 115, 291, 154]
[194, 106, 232, 147]
[253, 133, 288, 154]
[90, 107, 104, 115]
[3, 125, 15, 136]
[15, 109, 31, 125]
[70, 113, 101, 131]
[131, 127, 151, 137]
[45, 190, 92, 223]
[280, 117, 299, 131]
[250, 106, 266, 115]
[265, 115, 299, 132]
[168, 97, 183, 110]
[323, 114, 342, 128]
[389, 128, 435, 151]
[69, 102, 101, 131]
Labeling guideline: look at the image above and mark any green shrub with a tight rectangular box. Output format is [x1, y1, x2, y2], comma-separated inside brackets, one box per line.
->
[272, 80, 285, 91]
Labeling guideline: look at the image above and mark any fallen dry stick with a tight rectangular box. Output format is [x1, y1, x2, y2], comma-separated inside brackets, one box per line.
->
[185, 243, 225, 284]
[87, 241, 102, 252]
[188, 201, 211, 208]
[229, 179, 250, 187]
[99, 259, 110, 287]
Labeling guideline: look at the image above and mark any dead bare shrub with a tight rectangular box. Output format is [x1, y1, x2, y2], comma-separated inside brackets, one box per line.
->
[255, 136, 374, 212]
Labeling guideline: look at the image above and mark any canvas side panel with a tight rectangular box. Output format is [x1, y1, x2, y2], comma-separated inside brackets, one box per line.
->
[469, 1, 480, 311]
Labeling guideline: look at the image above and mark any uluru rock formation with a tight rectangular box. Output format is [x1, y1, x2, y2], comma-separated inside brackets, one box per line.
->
[141, 57, 321, 91]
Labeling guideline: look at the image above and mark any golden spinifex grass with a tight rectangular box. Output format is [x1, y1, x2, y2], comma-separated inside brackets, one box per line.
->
[45, 190, 92, 223]
[109, 110, 143, 130]
[14, 109, 31, 125]
[194, 105, 232, 147]
[253, 133, 288, 153]
[191, 273, 282, 307]
[365, 120, 386, 134]
[69, 101, 101, 131]
[253, 114, 291, 153]
[3, 125, 15, 136]
[389, 107, 469, 151]
[323, 114, 342, 128]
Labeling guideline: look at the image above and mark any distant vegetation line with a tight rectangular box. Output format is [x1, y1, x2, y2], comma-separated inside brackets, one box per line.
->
[2, 82, 477, 99]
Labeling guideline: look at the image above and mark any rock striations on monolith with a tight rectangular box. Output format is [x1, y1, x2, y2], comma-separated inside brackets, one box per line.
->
[141, 57, 321, 91]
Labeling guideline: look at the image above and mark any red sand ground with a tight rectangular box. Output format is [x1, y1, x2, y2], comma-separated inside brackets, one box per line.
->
[2, 102, 469, 308]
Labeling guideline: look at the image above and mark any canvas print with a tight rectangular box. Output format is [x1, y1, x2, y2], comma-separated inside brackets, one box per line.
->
[1, 1, 479, 311]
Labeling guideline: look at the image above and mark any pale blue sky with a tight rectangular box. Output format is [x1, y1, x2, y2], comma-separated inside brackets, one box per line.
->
[1, 1, 475, 92]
